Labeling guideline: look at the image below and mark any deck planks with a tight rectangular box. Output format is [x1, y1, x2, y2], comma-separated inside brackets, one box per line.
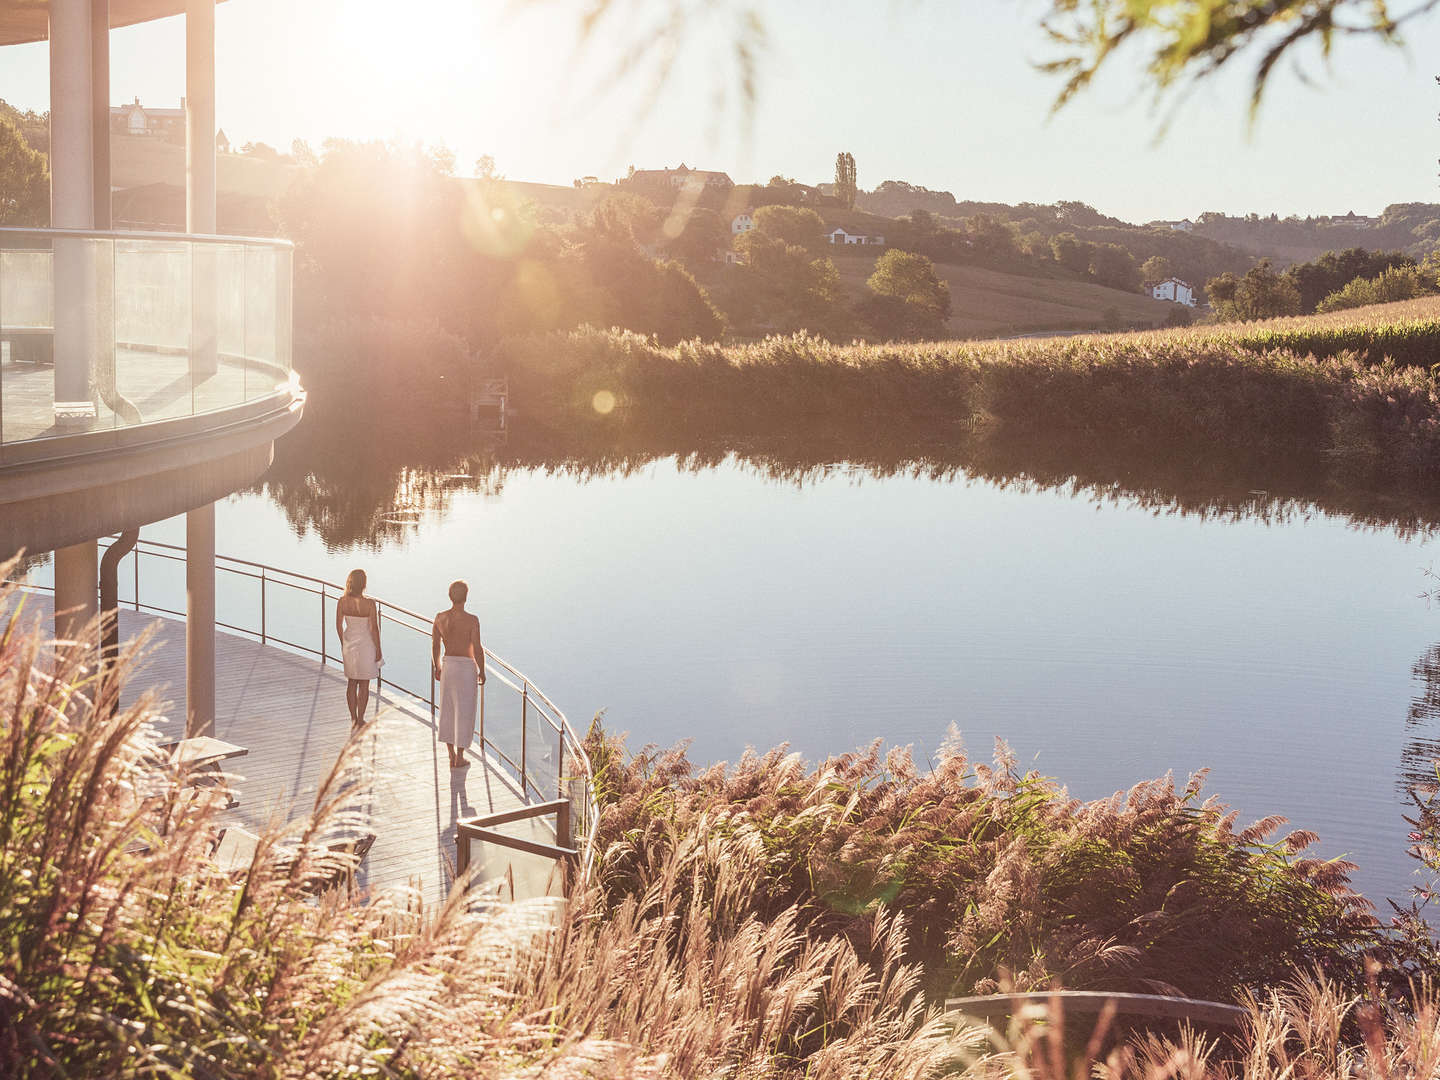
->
[111, 608, 530, 906]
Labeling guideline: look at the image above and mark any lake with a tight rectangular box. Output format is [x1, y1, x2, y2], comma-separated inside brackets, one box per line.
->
[124, 455, 1440, 907]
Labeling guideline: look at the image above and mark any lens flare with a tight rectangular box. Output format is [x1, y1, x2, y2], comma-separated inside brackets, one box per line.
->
[591, 390, 617, 415]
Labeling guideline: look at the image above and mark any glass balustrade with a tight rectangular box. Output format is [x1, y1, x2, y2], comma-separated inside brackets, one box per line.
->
[0, 228, 294, 452]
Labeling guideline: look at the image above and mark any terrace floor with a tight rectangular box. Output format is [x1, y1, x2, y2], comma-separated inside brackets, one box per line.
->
[26, 602, 530, 907]
[0, 349, 280, 444]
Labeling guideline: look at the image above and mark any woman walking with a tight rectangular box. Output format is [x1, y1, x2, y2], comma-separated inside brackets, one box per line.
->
[432, 580, 485, 768]
[337, 569, 381, 728]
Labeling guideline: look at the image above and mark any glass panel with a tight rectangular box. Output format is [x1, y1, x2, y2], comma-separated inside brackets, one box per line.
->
[483, 680, 524, 783]
[216, 565, 263, 637]
[526, 707, 559, 803]
[116, 239, 193, 422]
[469, 817, 567, 901]
[192, 242, 243, 417]
[49, 236, 107, 435]
[258, 576, 325, 656]
[376, 609, 431, 703]
[133, 548, 187, 620]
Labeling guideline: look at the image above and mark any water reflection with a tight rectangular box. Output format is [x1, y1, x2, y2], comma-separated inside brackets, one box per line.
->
[262, 411, 1440, 551]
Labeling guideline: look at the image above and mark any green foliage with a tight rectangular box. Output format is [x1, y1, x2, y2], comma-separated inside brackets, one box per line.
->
[1315, 265, 1434, 314]
[1039, 0, 1413, 113]
[862, 249, 952, 339]
[279, 139, 722, 345]
[751, 204, 827, 251]
[1088, 242, 1140, 291]
[1051, 231, 1094, 274]
[1208, 260, 1302, 321]
[727, 230, 848, 336]
[0, 114, 48, 226]
[1286, 248, 1418, 312]
[834, 150, 857, 210]
[1140, 255, 1175, 286]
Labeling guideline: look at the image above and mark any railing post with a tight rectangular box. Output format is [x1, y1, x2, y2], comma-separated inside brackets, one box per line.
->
[456, 826, 470, 876]
[132, 545, 139, 610]
[557, 735, 565, 802]
[319, 585, 325, 665]
[556, 799, 571, 850]
[259, 571, 266, 645]
[521, 684, 529, 799]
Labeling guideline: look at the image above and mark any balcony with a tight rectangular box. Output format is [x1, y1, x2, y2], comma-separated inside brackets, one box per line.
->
[0, 228, 304, 554]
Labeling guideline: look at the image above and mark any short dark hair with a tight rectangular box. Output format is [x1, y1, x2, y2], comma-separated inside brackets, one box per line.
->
[448, 580, 468, 604]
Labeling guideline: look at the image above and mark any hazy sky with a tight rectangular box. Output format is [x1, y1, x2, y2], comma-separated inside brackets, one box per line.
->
[1, 0, 1436, 223]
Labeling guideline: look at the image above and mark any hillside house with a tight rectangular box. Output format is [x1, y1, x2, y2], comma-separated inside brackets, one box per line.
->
[731, 213, 754, 234]
[1151, 277, 1196, 306]
[111, 96, 185, 138]
[824, 227, 884, 246]
[627, 164, 733, 193]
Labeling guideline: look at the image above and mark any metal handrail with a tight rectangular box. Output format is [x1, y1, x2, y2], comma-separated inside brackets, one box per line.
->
[20, 537, 599, 881]
[0, 226, 293, 249]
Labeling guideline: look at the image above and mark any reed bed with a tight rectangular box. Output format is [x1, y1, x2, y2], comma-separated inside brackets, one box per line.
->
[497, 299, 1440, 480]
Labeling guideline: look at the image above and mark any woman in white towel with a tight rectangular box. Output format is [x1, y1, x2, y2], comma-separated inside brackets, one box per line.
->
[336, 568, 382, 728]
[431, 579, 485, 768]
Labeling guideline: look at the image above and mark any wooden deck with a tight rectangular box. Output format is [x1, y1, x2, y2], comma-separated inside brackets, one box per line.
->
[100, 608, 529, 906]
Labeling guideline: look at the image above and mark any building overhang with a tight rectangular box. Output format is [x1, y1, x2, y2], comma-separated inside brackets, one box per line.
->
[0, 1, 227, 47]
[0, 386, 304, 557]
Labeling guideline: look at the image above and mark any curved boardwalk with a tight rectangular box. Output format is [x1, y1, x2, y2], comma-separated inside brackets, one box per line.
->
[107, 608, 527, 906]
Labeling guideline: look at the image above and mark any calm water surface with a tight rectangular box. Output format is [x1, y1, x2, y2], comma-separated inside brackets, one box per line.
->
[140, 458, 1440, 906]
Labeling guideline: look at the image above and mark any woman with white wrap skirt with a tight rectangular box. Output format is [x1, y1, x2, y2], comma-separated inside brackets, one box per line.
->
[431, 580, 486, 769]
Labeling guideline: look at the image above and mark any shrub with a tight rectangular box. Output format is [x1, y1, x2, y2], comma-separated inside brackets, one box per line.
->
[1317, 266, 1434, 314]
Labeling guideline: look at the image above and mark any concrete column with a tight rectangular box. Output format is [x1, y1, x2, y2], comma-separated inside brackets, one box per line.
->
[185, 1, 218, 738]
[91, 0, 110, 230]
[185, 503, 216, 737]
[54, 541, 98, 643]
[49, 0, 97, 418]
[186, 0, 218, 377]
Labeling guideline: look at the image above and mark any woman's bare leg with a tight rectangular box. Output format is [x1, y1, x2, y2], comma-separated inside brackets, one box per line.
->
[356, 679, 371, 724]
[346, 680, 360, 725]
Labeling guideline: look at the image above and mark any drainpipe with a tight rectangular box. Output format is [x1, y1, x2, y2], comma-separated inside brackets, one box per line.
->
[98, 527, 138, 714]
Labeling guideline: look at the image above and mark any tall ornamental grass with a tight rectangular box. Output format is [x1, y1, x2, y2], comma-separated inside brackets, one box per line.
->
[499, 312, 1440, 479]
[9, 569, 1440, 1078]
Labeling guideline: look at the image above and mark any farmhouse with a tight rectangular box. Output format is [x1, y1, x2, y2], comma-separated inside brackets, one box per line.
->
[111, 96, 185, 138]
[1151, 277, 1197, 306]
[731, 213, 754, 234]
[627, 164, 734, 192]
[824, 227, 884, 246]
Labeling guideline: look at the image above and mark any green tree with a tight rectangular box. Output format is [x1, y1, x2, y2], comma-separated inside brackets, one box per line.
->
[1140, 255, 1175, 286]
[665, 206, 730, 265]
[1088, 243, 1140, 291]
[730, 230, 847, 335]
[751, 205, 826, 251]
[0, 114, 48, 225]
[1050, 232, 1094, 275]
[1206, 259, 1301, 321]
[834, 151, 857, 210]
[861, 249, 951, 339]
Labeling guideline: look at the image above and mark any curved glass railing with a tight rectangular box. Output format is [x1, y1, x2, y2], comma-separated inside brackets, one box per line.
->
[0, 227, 294, 453]
[19, 537, 599, 887]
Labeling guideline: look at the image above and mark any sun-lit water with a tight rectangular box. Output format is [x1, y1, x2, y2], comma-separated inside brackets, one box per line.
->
[128, 456, 1440, 907]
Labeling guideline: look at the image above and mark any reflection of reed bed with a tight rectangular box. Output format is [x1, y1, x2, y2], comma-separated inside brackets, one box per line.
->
[498, 315, 1440, 482]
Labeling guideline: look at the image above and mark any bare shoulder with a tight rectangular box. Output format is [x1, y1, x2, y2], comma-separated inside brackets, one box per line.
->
[433, 610, 448, 628]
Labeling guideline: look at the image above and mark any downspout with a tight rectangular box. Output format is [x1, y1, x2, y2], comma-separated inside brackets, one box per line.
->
[98, 528, 138, 715]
